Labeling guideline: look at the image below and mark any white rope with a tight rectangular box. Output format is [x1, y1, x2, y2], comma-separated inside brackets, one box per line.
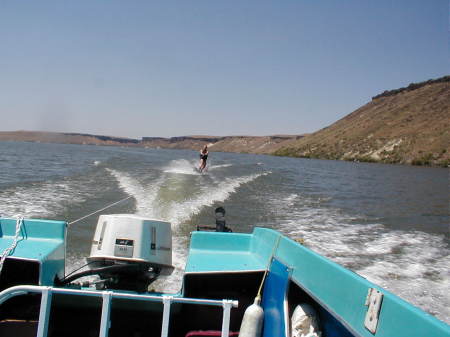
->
[256, 235, 281, 298]
[68, 195, 133, 226]
[0, 216, 24, 274]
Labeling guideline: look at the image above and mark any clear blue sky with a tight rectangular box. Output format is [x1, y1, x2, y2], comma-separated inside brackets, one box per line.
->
[0, 1, 448, 139]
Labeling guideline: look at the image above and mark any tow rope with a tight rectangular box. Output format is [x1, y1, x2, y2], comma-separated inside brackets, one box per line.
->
[68, 195, 133, 226]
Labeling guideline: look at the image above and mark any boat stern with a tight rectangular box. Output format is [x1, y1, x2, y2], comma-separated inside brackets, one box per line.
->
[0, 217, 66, 289]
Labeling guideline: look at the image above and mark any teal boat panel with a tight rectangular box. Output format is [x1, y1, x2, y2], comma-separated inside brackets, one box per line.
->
[1, 217, 446, 336]
[376, 295, 450, 337]
[186, 231, 266, 272]
[263, 228, 450, 337]
[187, 228, 287, 273]
[187, 227, 450, 337]
[0, 218, 66, 286]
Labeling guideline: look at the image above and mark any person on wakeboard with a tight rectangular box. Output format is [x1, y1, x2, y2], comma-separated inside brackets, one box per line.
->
[199, 145, 209, 172]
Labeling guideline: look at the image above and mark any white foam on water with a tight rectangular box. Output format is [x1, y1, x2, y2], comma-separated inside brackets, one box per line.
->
[109, 167, 267, 228]
[0, 181, 86, 218]
[282, 193, 299, 207]
[162, 159, 200, 175]
[208, 163, 232, 170]
[356, 232, 450, 321]
[154, 172, 268, 292]
[107, 168, 165, 219]
[108, 168, 268, 293]
[1, 177, 104, 280]
[94, 160, 101, 166]
[271, 192, 450, 324]
[167, 172, 267, 227]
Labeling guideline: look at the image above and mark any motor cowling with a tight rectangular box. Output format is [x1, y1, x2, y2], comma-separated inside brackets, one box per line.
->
[86, 214, 173, 291]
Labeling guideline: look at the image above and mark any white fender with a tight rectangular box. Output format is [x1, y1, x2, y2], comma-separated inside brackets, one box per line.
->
[238, 296, 264, 337]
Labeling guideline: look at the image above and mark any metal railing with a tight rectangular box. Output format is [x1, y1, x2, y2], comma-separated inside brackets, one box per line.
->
[0, 285, 239, 337]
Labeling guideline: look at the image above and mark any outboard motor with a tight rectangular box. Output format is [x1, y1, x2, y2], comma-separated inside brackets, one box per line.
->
[61, 214, 173, 292]
[214, 207, 226, 232]
[197, 207, 232, 232]
[215, 207, 232, 232]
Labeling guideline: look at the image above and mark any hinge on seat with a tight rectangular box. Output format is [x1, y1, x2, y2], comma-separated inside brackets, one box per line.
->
[364, 288, 383, 334]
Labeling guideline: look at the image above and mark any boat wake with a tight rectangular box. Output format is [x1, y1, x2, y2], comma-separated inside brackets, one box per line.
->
[0, 177, 93, 219]
[208, 163, 233, 170]
[162, 159, 200, 175]
[107, 165, 268, 293]
[108, 163, 266, 228]
[271, 192, 450, 323]
[161, 159, 233, 176]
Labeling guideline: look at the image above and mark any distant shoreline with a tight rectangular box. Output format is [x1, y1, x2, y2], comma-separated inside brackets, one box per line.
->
[0, 130, 304, 156]
[2, 76, 449, 168]
[1, 129, 449, 168]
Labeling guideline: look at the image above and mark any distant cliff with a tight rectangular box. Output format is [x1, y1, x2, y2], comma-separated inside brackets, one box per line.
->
[0, 131, 302, 155]
[1, 75, 448, 167]
[0, 131, 140, 146]
[141, 135, 303, 154]
[274, 75, 450, 167]
[141, 136, 222, 150]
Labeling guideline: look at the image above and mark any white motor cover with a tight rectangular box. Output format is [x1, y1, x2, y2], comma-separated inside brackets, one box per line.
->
[89, 214, 172, 268]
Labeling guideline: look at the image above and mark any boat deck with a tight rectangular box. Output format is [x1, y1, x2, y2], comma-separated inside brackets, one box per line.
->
[185, 231, 272, 273]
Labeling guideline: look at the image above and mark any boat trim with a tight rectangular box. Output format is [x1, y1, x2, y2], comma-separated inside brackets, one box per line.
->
[284, 266, 293, 337]
[289, 275, 362, 337]
[184, 269, 266, 275]
[272, 253, 362, 337]
[1, 255, 40, 262]
[0, 285, 239, 337]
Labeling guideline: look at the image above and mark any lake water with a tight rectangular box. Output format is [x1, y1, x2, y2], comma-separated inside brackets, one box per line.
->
[0, 141, 448, 323]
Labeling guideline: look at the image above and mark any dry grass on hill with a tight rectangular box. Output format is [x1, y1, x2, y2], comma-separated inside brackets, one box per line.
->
[274, 79, 450, 167]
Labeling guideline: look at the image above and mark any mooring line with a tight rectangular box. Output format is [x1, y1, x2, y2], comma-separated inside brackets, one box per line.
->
[0, 216, 24, 274]
[68, 195, 133, 226]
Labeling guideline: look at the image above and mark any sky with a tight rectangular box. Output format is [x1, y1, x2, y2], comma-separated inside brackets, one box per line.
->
[0, 1, 448, 139]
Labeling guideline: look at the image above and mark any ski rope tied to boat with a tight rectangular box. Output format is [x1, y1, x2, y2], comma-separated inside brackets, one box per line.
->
[0, 216, 24, 274]
[239, 235, 281, 337]
[0, 197, 133, 275]
[257, 235, 282, 299]
[68, 195, 133, 226]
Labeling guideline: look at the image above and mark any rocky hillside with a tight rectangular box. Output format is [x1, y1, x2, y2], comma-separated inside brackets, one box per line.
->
[274, 76, 450, 167]
[142, 135, 303, 154]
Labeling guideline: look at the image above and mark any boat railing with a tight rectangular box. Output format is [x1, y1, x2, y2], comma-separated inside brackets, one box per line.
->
[0, 285, 239, 337]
